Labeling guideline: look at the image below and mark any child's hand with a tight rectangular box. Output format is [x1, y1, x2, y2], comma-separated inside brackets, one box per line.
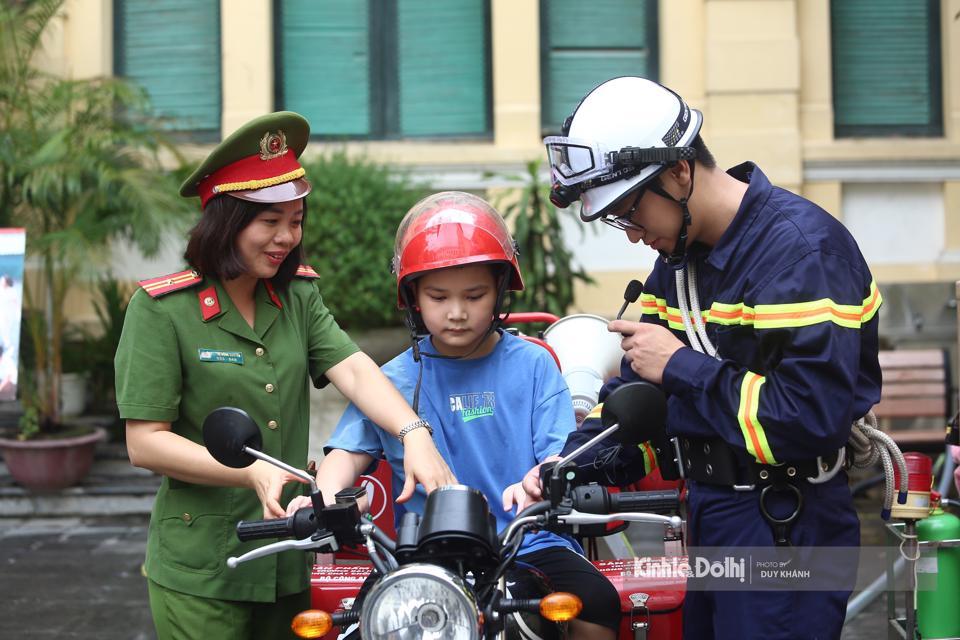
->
[399, 428, 457, 502]
[517, 454, 563, 507]
[502, 482, 538, 513]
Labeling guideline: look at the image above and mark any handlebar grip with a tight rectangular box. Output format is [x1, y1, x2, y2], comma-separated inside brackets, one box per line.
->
[236, 516, 295, 542]
[609, 489, 680, 514]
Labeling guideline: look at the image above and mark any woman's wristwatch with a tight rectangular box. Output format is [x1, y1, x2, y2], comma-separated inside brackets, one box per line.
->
[397, 419, 434, 443]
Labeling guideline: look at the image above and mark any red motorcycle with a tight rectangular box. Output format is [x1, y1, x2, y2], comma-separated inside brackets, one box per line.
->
[308, 313, 688, 639]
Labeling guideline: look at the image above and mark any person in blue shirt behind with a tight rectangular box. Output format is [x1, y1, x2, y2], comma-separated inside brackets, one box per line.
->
[289, 191, 620, 639]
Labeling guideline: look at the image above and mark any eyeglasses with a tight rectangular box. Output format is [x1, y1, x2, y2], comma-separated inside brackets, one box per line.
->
[599, 188, 646, 233]
[601, 215, 645, 233]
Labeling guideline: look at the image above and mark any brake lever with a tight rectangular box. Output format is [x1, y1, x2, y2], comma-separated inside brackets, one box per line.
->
[226, 532, 339, 568]
[555, 509, 682, 530]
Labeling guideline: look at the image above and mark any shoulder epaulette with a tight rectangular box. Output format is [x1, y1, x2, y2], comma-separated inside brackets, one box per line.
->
[138, 269, 203, 298]
[295, 264, 320, 279]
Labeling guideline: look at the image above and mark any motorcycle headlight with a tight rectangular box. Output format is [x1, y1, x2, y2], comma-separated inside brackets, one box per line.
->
[360, 564, 479, 640]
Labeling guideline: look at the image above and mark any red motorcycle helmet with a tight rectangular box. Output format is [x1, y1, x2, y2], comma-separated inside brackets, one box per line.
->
[392, 191, 524, 309]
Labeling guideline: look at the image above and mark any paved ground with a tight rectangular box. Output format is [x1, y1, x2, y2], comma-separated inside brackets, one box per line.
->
[0, 516, 153, 639]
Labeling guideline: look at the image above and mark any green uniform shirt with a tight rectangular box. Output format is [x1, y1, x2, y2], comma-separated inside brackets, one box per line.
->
[115, 275, 359, 602]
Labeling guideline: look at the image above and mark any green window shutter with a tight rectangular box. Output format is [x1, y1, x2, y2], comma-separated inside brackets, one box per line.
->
[396, 0, 490, 137]
[541, 0, 657, 132]
[278, 0, 371, 136]
[831, 0, 942, 137]
[115, 0, 221, 133]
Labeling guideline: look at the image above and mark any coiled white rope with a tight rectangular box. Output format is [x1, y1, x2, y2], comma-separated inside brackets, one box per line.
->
[848, 411, 909, 519]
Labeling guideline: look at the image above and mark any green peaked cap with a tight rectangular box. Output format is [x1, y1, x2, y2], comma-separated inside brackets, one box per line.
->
[179, 111, 310, 200]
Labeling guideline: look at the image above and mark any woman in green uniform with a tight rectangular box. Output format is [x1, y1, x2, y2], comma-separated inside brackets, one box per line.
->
[114, 112, 455, 639]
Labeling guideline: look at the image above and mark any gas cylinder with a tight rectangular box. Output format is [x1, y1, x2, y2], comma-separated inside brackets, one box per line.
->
[916, 491, 960, 639]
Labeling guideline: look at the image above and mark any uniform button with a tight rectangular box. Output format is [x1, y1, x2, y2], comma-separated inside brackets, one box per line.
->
[267, 420, 278, 430]
[203, 296, 215, 307]
[255, 347, 265, 357]
[265, 383, 275, 393]
[182, 513, 192, 523]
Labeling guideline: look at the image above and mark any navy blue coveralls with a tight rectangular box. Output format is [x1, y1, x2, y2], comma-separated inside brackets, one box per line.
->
[564, 163, 882, 640]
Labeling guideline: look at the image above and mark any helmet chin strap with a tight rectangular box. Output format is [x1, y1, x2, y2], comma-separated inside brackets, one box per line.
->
[647, 161, 697, 269]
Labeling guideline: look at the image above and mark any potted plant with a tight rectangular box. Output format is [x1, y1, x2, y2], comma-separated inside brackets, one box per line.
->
[0, 0, 193, 490]
[496, 160, 595, 317]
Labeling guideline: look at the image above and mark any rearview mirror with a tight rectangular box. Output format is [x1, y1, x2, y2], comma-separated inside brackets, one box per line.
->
[600, 381, 667, 446]
[202, 407, 263, 469]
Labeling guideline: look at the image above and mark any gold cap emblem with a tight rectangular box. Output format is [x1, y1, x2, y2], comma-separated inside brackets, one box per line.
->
[259, 130, 288, 160]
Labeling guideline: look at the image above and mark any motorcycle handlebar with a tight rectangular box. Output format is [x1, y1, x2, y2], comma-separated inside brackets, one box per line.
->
[236, 517, 295, 542]
[609, 489, 680, 515]
[236, 507, 320, 542]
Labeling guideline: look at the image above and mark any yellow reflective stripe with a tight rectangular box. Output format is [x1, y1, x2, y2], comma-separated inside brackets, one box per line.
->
[640, 293, 708, 330]
[640, 280, 882, 331]
[737, 372, 777, 465]
[703, 302, 754, 326]
[586, 404, 603, 421]
[861, 281, 882, 323]
[751, 298, 864, 329]
[639, 292, 661, 314]
[702, 279, 883, 330]
[639, 441, 658, 475]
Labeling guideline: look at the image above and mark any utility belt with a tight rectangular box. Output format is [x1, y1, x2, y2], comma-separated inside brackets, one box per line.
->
[668, 436, 847, 546]
[676, 436, 845, 490]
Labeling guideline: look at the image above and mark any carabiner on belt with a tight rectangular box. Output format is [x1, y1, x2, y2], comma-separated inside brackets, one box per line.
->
[758, 483, 803, 547]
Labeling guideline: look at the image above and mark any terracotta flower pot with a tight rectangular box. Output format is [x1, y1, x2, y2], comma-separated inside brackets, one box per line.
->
[0, 426, 107, 491]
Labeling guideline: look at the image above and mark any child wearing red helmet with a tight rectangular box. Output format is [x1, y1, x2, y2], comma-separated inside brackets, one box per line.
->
[294, 192, 620, 638]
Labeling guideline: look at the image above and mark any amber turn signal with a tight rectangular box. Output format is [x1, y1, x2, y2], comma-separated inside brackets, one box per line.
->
[540, 592, 583, 622]
[291, 609, 333, 638]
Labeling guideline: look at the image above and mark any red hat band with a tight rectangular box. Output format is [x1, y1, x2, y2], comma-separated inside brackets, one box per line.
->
[197, 150, 305, 209]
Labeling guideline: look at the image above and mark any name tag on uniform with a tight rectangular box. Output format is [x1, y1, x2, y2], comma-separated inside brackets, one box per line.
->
[198, 348, 244, 365]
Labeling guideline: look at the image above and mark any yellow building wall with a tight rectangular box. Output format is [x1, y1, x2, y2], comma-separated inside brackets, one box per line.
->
[43, 0, 960, 320]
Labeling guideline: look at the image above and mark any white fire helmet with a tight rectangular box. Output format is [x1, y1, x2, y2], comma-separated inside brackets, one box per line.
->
[544, 77, 703, 221]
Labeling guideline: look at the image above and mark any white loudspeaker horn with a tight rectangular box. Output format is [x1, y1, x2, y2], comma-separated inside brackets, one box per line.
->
[542, 314, 624, 424]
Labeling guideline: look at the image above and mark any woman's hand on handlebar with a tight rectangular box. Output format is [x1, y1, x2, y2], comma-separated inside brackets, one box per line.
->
[247, 460, 307, 519]
[399, 428, 457, 503]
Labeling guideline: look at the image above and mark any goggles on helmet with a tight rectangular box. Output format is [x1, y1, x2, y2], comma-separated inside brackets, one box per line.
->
[545, 136, 696, 189]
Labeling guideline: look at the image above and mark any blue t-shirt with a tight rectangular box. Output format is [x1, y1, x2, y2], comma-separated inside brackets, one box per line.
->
[325, 331, 579, 555]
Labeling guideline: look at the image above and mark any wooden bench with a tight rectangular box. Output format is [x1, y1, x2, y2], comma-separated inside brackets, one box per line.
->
[873, 348, 951, 451]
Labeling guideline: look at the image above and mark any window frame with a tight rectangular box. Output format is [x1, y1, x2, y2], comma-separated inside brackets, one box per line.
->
[274, 0, 493, 141]
[113, 0, 223, 139]
[830, 0, 943, 138]
[539, 0, 659, 134]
